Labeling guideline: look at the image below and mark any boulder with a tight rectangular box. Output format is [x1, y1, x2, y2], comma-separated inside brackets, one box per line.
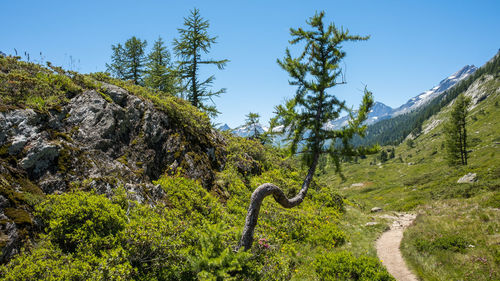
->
[371, 207, 383, 213]
[457, 172, 477, 183]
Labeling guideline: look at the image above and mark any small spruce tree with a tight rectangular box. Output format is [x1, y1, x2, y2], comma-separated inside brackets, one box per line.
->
[124, 36, 147, 85]
[106, 43, 127, 80]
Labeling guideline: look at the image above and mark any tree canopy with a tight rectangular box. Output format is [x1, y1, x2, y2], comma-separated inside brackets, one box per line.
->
[445, 94, 471, 165]
[144, 37, 177, 94]
[239, 11, 376, 250]
[106, 36, 147, 85]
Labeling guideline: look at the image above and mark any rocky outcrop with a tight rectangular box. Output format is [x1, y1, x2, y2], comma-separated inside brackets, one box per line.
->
[0, 83, 226, 262]
[457, 173, 478, 183]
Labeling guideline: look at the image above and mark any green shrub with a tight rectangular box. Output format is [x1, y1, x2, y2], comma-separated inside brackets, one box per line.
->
[309, 225, 346, 247]
[312, 189, 345, 212]
[154, 175, 223, 223]
[314, 251, 395, 281]
[182, 223, 255, 280]
[35, 191, 126, 253]
[414, 234, 470, 253]
[0, 240, 133, 281]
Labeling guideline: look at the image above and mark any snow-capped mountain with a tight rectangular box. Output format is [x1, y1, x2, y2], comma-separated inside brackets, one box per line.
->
[392, 65, 477, 116]
[325, 101, 393, 130]
[217, 123, 268, 138]
[217, 124, 231, 132]
[222, 64, 477, 135]
[232, 124, 267, 138]
[325, 65, 477, 130]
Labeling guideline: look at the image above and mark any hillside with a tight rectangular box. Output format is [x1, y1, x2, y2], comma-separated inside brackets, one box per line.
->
[0, 56, 397, 280]
[352, 51, 500, 146]
[319, 66, 500, 280]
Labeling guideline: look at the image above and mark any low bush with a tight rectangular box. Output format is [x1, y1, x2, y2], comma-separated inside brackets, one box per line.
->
[314, 251, 394, 281]
[414, 234, 470, 253]
[35, 191, 126, 253]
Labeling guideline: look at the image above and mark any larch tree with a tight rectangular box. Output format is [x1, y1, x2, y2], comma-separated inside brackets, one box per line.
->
[144, 36, 177, 94]
[245, 112, 261, 139]
[238, 11, 377, 250]
[445, 94, 471, 165]
[107, 36, 147, 85]
[124, 36, 147, 85]
[173, 8, 229, 118]
[106, 43, 127, 80]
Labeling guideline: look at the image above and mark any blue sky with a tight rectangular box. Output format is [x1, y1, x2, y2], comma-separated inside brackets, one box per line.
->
[2, 0, 499, 127]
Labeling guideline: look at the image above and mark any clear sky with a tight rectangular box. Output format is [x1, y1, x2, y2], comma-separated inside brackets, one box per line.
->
[2, 0, 499, 128]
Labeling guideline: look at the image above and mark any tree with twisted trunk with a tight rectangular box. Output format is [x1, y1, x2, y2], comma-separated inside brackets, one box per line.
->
[238, 11, 377, 250]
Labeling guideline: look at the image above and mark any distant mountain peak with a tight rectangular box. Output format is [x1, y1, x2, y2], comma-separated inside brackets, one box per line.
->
[218, 123, 231, 132]
[232, 123, 267, 138]
[392, 65, 477, 116]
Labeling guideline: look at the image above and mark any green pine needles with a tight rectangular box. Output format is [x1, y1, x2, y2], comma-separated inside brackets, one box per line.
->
[445, 94, 471, 165]
[106, 36, 147, 85]
[173, 8, 229, 118]
[273, 11, 377, 171]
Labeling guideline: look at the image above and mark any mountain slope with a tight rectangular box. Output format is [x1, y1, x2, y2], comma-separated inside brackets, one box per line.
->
[392, 65, 477, 116]
[319, 62, 500, 281]
[352, 51, 499, 146]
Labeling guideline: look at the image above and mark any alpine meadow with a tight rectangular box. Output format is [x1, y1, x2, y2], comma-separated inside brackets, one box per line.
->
[0, 2, 499, 281]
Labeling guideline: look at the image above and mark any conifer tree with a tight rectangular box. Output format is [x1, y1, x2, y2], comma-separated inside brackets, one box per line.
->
[445, 94, 471, 165]
[106, 43, 127, 79]
[144, 37, 177, 94]
[107, 37, 147, 85]
[124, 36, 147, 85]
[173, 8, 229, 118]
[239, 11, 377, 250]
[245, 112, 261, 139]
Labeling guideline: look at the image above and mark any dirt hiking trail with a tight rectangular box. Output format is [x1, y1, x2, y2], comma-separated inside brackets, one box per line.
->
[376, 213, 419, 281]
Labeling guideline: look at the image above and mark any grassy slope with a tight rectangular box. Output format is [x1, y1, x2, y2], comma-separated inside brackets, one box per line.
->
[318, 73, 500, 280]
[1, 57, 395, 280]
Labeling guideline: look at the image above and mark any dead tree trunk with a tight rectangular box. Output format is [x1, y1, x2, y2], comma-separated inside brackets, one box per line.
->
[238, 153, 319, 250]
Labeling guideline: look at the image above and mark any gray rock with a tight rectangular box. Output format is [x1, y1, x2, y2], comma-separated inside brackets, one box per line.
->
[371, 207, 383, 213]
[0, 195, 8, 209]
[457, 173, 477, 183]
[365, 222, 379, 226]
[8, 135, 27, 155]
[101, 82, 128, 106]
[19, 139, 59, 177]
[0, 214, 19, 263]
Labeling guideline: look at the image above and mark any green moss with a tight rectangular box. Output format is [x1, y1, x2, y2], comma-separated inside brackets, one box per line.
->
[57, 148, 72, 173]
[49, 130, 73, 142]
[97, 89, 113, 103]
[69, 126, 79, 136]
[117, 154, 128, 166]
[0, 143, 10, 157]
[4, 208, 32, 226]
[0, 179, 25, 206]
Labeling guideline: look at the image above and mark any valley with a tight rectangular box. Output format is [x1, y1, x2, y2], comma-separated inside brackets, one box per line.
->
[0, 3, 499, 280]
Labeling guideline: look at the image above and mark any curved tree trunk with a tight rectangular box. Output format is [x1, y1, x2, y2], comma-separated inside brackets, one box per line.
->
[238, 153, 319, 250]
